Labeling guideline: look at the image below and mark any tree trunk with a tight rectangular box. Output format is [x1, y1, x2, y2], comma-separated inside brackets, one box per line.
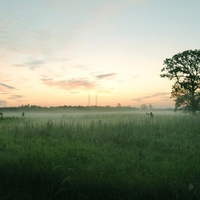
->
[191, 81, 196, 115]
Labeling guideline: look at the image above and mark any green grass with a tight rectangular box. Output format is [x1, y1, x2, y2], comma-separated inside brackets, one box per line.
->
[0, 113, 200, 199]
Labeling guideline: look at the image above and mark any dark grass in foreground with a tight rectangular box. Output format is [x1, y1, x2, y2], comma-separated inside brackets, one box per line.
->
[0, 114, 200, 199]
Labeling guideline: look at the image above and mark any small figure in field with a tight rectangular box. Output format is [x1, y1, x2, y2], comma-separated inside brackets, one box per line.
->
[22, 112, 25, 117]
[0, 112, 3, 120]
[146, 112, 154, 118]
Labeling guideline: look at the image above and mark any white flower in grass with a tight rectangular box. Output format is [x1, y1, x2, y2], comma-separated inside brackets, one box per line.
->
[188, 183, 194, 191]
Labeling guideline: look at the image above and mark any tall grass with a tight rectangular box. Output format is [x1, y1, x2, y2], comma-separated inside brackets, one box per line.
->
[0, 113, 200, 199]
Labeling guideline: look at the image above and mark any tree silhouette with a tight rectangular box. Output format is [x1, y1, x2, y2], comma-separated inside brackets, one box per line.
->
[140, 104, 148, 110]
[160, 49, 200, 114]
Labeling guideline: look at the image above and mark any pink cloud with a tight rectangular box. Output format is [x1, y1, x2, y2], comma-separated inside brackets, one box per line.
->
[42, 78, 97, 90]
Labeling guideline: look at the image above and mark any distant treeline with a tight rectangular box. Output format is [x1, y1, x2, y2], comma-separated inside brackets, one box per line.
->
[0, 104, 173, 112]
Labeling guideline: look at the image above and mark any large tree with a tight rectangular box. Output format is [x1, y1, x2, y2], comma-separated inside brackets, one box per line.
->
[160, 49, 200, 114]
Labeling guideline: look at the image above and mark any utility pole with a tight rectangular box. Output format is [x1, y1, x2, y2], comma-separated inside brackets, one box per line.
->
[95, 93, 98, 106]
[88, 93, 90, 107]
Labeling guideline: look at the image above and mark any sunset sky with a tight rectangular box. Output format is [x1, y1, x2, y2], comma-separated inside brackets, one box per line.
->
[0, 0, 200, 108]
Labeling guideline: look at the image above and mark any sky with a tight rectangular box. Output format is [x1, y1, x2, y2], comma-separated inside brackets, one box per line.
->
[0, 0, 200, 108]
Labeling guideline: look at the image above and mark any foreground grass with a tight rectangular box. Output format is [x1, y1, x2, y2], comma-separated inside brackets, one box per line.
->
[0, 113, 200, 199]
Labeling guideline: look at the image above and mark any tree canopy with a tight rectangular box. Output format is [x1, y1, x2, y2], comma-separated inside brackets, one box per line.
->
[160, 49, 200, 114]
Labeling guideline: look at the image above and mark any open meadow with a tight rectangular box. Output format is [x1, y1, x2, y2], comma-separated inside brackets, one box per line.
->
[0, 110, 200, 200]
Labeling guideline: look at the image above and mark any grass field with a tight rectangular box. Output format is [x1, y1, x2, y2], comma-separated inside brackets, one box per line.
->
[0, 111, 200, 200]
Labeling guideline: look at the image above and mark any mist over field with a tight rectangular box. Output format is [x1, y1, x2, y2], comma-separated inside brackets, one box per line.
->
[1, 108, 181, 120]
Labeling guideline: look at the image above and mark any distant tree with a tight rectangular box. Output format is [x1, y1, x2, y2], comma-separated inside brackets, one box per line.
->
[140, 104, 148, 110]
[149, 104, 153, 109]
[117, 103, 122, 107]
[160, 49, 200, 114]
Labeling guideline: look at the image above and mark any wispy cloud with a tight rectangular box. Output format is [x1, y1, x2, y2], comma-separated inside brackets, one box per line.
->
[14, 59, 45, 70]
[96, 73, 116, 79]
[73, 64, 88, 70]
[99, 0, 147, 15]
[0, 83, 15, 89]
[8, 95, 24, 99]
[0, 0, 147, 58]
[41, 0, 147, 18]
[130, 92, 170, 102]
[42, 78, 96, 90]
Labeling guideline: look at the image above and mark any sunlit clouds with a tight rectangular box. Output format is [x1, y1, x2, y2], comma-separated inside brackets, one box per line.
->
[41, 72, 117, 92]
[130, 92, 170, 104]
[0, 83, 15, 90]
[42, 78, 97, 91]
[95, 73, 117, 80]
